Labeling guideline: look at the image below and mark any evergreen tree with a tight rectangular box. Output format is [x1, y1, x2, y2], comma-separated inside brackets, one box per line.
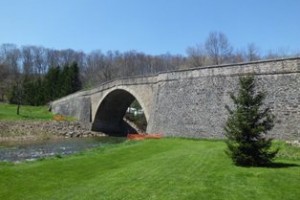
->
[224, 75, 278, 166]
[9, 84, 20, 105]
[44, 66, 61, 101]
[23, 77, 36, 105]
[59, 62, 82, 97]
[13, 62, 83, 106]
[35, 77, 45, 105]
[22, 76, 46, 106]
[60, 64, 72, 97]
[69, 62, 82, 93]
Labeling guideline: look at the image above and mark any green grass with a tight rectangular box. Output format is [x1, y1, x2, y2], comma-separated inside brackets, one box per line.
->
[0, 103, 54, 121]
[0, 138, 299, 200]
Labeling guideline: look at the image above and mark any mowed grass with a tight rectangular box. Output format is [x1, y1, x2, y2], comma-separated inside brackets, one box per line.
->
[0, 103, 54, 120]
[0, 138, 299, 200]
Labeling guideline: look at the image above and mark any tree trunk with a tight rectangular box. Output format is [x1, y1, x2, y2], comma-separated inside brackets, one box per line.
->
[17, 102, 20, 115]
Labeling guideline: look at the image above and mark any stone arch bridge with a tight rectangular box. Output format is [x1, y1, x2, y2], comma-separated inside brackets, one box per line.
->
[51, 57, 300, 140]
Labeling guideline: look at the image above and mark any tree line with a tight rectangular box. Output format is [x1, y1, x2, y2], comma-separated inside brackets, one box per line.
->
[0, 31, 299, 105]
[9, 62, 81, 106]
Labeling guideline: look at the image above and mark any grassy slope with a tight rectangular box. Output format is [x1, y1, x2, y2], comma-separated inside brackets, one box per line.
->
[0, 139, 299, 200]
[0, 103, 53, 120]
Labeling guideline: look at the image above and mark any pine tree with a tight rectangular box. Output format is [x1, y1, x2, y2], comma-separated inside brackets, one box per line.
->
[69, 62, 82, 93]
[59, 62, 82, 97]
[35, 77, 45, 105]
[23, 77, 36, 105]
[224, 75, 278, 166]
[44, 66, 61, 101]
[60, 65, 72, 97]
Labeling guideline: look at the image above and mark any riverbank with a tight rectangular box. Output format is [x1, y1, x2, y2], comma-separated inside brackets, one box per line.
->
[0, 121, 106, 142]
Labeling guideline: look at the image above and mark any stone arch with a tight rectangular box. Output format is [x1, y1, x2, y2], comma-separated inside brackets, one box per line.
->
[91, 89, 148, 136]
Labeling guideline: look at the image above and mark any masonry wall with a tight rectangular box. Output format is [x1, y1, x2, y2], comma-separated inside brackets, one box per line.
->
[50, 91, 92, 128]
[51, 58, 300, 140]
[148, 58, 300, 140]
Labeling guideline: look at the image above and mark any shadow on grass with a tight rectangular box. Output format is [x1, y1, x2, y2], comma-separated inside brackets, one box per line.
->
[265, 162, 299, 168]
[20, 115, 37, 120]
[236, 162, 299, 169]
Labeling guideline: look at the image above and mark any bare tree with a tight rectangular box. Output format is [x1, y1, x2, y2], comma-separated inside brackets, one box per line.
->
[85, 51, 103, 86]
[0, 44, 21, 74]
[265, 47, 291, 60]
[46, 49, 61, 68]
[0, 44, 24, 114]
[231, 50, 246, 63]
[135, 54, 156, 75]
[186, 43, 207, 67]
[0, 63, 10, 101]
[21, 46, 35, 75]
[60, 49, 80, 66]
[32, 46, 47, 75]
[205, 31, 233, 65]
[74, 51, 87, 72]
[157, 53, 182, 72]
[85, 50, 115, 85]
[102, 51, 117, 81]
[169, 54, 186, 70]
[246, 43, 260, 61]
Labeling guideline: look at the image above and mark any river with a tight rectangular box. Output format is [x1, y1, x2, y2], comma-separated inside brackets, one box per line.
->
[0, 137, 126, 162]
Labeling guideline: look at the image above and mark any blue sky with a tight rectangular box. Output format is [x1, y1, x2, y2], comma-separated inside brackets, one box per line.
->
[0, 0, 299, 55]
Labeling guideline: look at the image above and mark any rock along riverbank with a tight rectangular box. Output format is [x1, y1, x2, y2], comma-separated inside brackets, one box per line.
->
[0, 121, 106, 142]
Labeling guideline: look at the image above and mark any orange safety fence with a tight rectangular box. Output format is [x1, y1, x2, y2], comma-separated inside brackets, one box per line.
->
[127, 133, 163, 140]
[53, 114, 66, 121]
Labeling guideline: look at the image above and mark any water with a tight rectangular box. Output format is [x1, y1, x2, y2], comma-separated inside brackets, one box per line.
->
[0, 137, 125, 162]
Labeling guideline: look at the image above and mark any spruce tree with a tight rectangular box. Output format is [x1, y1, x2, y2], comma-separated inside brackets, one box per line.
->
[23, 78, 36, 105]
[60, 65, 72, 97]
[224, 75, 278, 166]
[44, 66, 61, 101]
[69, 62, 82, 93]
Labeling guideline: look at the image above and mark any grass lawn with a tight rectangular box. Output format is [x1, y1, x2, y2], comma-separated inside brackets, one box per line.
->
[0, 103, 54, 121]
[0, 138, 299, 200]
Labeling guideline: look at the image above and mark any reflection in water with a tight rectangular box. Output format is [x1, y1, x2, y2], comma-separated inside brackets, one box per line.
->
[0, 137, 125, 162]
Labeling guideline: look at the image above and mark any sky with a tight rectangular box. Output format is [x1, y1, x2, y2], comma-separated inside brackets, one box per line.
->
[0, 0, 299, 55]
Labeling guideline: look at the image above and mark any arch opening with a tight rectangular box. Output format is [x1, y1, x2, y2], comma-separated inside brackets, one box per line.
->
[92, 89, 147, 136]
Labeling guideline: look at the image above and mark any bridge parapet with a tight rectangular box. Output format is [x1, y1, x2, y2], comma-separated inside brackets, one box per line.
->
[158, 57, 300, 80]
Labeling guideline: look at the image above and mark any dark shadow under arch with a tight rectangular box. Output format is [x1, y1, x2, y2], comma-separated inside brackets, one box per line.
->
[92, 89, 147, 136]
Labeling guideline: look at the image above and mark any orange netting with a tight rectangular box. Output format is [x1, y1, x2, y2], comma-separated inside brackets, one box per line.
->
[53, 114, 66, 121]
[127, 133, 163, 140]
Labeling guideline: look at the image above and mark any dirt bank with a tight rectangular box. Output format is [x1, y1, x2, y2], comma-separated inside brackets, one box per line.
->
[0, 121, 106, 141]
